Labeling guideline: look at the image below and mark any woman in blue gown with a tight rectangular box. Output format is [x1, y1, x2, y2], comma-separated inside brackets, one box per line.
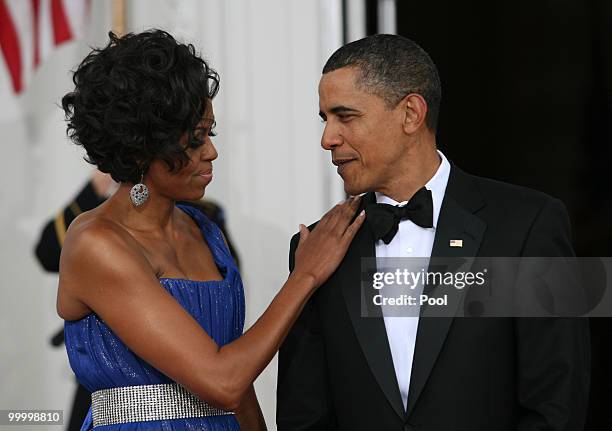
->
[57, 30, 364, 430]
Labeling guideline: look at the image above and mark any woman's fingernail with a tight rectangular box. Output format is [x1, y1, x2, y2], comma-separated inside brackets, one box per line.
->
[359, 209, 365, 217]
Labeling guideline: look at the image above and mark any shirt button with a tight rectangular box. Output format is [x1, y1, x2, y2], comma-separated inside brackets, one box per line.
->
[406, 247, 413, 253]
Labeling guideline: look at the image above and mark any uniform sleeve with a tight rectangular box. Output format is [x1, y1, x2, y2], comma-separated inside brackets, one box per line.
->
[34, 181, 105, 272]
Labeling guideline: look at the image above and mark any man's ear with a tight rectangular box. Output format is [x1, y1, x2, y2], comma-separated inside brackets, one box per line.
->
[399, 93, 428, 134]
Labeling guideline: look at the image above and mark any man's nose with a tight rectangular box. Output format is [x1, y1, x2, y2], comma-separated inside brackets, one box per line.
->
[321, 123, 342, 150]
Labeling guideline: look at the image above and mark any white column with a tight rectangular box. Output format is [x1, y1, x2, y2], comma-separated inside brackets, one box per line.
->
[345, 0, 367, 43]
[318, 0, 347, 205]
[378, 0, 397, 34]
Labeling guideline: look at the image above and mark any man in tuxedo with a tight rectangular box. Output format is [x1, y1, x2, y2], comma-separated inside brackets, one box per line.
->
[277, 34, 590, 431]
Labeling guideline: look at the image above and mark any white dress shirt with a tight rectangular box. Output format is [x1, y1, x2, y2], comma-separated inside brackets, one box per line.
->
[375, 150, 450, 410]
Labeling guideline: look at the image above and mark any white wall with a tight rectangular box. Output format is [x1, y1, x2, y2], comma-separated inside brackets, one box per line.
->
[0, 1, 344, 429]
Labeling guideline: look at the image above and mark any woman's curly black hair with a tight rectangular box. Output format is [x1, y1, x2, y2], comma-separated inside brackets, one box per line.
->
[62, 29, 219, 184]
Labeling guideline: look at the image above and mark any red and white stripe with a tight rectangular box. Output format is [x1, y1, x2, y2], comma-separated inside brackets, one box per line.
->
[0, 0, 90, 94]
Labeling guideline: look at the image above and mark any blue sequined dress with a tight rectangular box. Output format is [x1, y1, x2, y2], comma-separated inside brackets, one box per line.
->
[64, 205, 245, 430]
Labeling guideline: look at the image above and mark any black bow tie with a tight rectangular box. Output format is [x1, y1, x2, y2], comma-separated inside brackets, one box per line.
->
[365, 187, 434, 244]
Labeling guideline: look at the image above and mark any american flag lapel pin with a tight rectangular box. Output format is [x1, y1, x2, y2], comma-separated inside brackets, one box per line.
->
[449, 239, 463, 247]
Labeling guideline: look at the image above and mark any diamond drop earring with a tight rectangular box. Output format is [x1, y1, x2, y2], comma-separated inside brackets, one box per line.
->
[129, 173, 149, 207]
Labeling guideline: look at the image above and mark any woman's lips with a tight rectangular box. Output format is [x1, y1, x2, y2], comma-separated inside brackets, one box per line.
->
[196, 170, 213, 181]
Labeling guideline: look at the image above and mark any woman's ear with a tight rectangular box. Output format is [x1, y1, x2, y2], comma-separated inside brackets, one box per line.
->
[399, 93, 428, 134]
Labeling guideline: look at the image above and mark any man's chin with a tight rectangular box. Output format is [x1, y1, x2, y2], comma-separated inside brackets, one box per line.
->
[343, 183, 368, 197]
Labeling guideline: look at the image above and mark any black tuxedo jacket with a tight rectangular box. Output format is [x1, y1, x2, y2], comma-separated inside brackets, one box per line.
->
[277, 165, 590, 431]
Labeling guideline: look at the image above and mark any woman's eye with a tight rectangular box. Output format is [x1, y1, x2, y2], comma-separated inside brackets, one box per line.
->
[208, 121, 217, 137]
[189, 135, 204, 148]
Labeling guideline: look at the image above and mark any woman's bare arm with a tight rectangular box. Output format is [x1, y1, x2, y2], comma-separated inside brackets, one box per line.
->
[58, 197, 364, 411]
[235, 385, 266, 431]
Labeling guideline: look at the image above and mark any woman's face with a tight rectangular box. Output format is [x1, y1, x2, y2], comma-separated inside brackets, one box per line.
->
[147, 102, 218, 202]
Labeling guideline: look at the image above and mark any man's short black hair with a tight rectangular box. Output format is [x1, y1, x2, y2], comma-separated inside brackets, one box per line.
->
[322, 34, 441, 131]
[62, 29, 219, 184]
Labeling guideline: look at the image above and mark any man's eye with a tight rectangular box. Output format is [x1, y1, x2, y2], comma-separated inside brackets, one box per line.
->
[338, 115, 353, 122]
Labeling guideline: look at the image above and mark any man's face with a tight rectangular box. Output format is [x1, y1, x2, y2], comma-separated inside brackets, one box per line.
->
[319, 67, 407, 196]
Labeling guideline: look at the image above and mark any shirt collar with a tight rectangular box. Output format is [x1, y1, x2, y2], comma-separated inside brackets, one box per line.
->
[375, 150, 451, 229]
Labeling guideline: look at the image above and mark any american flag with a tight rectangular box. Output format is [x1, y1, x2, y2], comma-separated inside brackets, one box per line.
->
[0, 0, 90, 94]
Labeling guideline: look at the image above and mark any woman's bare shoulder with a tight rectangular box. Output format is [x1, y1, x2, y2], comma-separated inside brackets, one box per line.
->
[58, 209, 154, 319]
[62, 209, 142, 263]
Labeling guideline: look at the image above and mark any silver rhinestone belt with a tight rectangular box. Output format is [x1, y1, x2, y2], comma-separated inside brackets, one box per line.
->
[91, 383, 234, 427]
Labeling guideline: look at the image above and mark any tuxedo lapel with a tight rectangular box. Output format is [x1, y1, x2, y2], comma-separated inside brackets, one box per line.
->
[341, 192, 406, 420]
[406, 165, 487, 417]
